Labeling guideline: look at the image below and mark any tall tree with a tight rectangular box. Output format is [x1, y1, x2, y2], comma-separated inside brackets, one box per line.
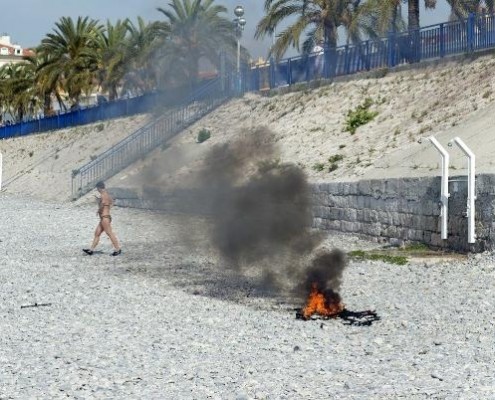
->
[97, 19, 131, 101]
[256, 0, 357, 60]
[37, 16, 103, 108]
[408, 0, 436, 32]
[355, 0, 405, 39]
[447, 0, 493, 22]
[0, 63, 39, 122]
[156, 0, 236, 86]
[121, 17, 164, 96]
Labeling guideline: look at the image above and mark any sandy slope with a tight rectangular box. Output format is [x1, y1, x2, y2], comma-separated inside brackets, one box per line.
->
[110, 53, 495, 195]
[3, 53, 495, 201]
[0, 114, 150, 201]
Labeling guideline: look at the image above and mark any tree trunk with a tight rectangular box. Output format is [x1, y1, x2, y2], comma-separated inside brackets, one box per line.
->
[392, 3, 399, 33]
[408, 0, 420, 31]
[408, 0, 421, 63]
[109, 85, 118, 101]
[43, 93, 53, 116]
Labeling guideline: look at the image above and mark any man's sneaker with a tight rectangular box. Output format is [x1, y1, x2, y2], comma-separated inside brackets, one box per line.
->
[83, 249, 94, 255]
[111, 249, 122, 256]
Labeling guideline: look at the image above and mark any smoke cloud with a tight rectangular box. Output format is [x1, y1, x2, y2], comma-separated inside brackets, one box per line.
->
[194, 127, 347, 298]
[140, 126, 347, 299]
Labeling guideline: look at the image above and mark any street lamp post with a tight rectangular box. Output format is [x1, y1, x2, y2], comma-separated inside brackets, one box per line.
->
[233, 5, 246, 93]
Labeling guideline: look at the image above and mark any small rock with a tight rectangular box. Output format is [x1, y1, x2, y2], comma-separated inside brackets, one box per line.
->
[431, 372, 444, 381]
[293, 345, 300, 352]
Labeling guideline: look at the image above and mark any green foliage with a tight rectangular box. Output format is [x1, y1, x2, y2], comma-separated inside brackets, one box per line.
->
[328, 163, 339, 172]
[313, 153, 345, 173]
[96, 123, 105, 132]
[401, 243, 429, 252]
[312, 163, 325, 172]
[197, 128, 211, 143]
[344, 98, 378, 134]
[328, 154, 344, 163]
[348, 250, 408, 265]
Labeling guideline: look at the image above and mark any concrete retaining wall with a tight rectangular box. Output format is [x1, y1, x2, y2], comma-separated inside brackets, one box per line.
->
[312, 174, 495, 252]
[111, 174, 495, 253]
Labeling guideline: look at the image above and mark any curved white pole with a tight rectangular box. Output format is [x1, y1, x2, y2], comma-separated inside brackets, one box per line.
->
[449, 137, 476, 244]
[423, 136, 450, 240]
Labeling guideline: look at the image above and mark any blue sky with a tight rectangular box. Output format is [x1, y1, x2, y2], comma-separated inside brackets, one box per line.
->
[3, 0, 453, 58]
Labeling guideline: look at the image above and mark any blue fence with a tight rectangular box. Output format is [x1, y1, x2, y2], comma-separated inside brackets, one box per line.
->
[0, 79, 217, 139]
[3, 13, 495, 141]
[244, 13, 495, 91]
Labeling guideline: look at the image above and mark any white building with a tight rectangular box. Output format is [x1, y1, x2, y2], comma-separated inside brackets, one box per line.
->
[0, 35, 34, 67]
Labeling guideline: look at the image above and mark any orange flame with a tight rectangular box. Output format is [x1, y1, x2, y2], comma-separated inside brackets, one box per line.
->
[302, 283, 344, 319]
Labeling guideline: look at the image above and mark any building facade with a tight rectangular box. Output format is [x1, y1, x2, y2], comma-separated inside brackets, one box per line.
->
[0, 35, 33, 67]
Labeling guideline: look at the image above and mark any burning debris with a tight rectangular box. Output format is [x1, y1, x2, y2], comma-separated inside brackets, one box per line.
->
[300, 283, 345, 320]
[295, 250, 380, 325]
[145, 126, 378, 323]
[295, 306, 381, 326]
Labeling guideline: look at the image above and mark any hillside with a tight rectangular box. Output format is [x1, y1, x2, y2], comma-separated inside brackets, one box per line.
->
[109, 54, 495, 196]
[0, 114, 150, 201]
[3, 53, 495, 202]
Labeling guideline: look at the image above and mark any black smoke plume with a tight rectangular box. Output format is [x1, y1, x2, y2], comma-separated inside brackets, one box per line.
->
[192, 127, 347, 298]
[137, 126, 347, 300]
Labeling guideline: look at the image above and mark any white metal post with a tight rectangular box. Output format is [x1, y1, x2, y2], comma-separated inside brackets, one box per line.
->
[450, 137, 476, 244]
[424, 136, 450, 240]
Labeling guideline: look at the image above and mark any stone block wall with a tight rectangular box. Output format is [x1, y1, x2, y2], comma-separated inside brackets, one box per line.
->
[312, 174, 495, 252]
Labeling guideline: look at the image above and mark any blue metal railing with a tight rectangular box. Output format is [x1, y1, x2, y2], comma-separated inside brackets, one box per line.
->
[3, 14, 493, 140]
[71, 76, 234, 199]
[0, 78, 217, 139]
[243, 13, 495, 92]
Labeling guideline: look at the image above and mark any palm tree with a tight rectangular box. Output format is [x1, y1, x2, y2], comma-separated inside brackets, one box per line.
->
[37, 16, 103, 108]
[97, 19, 131, 101]
[121, 17, 164, 96]
[447, 0, 492, 22]
[354, 0, 405, 39]
[255, 0, 354, 59]
[256, 0, 433, 60]
[24, 50, 65, 116]
[0, 63, 40, 122]
[156, 0, 236, 86]
[408, 0, 436, 32]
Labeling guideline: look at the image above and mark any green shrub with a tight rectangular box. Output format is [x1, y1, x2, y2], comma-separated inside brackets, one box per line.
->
[348, 250, 408, 265]
[95, 123, 105, 132]
[197, 128, 211, 143]
[344, 98, 378, 134]
[328, 163, 338, 172]
[312, 163, 325, 172]
[401, 243, 429, 252]
[328, 154, 344, 163]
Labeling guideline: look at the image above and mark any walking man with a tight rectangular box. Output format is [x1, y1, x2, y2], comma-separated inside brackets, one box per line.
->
[83, 181, 122, 256]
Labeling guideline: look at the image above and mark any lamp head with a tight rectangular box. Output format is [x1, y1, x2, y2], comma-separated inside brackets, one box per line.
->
[234, 5, 244, 17]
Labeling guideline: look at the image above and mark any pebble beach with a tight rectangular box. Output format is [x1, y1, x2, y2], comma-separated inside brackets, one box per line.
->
[1, 194, 495, 399]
